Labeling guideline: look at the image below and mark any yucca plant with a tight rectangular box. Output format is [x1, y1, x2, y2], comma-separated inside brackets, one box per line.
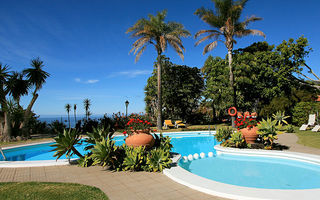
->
[122, 146, 146, 171]
[272, 111, 290, 126]
[51, 129, 83, 160]
[84, 126, 114, 151]
[257, 118, 279, 148]
[146, 148, 172, 172]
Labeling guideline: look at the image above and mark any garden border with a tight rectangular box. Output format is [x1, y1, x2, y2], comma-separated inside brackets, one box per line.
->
[163, 145, 320, 200]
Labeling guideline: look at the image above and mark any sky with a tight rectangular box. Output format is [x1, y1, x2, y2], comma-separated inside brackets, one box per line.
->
[0, 0, 319, 116]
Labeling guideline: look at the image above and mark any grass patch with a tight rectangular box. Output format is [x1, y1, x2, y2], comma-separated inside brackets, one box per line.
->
[0, 138, 55, 148]
[0, 182, 108, 200]
[294, 127, 320, 149]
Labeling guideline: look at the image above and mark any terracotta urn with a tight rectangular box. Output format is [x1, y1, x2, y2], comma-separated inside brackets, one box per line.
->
[125, 131, 155, 148]
[240, 126, 258, 144]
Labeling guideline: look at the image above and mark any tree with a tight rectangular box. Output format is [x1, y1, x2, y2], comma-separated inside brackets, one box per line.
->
[0, 64, 12, 141]
[6, 72, 30, 108]
[145, 56, 204, 123]
[65, 103, 71, 128]
[20, 58, 50, 136]
[73, 104, 77, 124]
[84, 98, 91, 120]
[195, 0, 265, 126]
[127, 10, 190, 130]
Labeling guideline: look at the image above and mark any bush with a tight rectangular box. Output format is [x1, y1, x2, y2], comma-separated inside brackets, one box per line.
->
[257, 118, 279, 148]
[286, 124, 295, 133]
[292, 102, 320, 126]
[214, 127, 233, 142]
[146, 148, 172, 172]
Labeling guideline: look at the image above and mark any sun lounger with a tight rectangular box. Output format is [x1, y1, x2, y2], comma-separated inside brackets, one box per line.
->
[164, 120, 175, 129]
[175, 120, 186, 128]
[299, 114, 316, 131]
[312, 125, 320, 132]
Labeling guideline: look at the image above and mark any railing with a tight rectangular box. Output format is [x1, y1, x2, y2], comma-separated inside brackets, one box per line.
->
[0, 146, 6, 160]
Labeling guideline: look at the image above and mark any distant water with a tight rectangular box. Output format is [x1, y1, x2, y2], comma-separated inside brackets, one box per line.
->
[38, 114, 106, 128]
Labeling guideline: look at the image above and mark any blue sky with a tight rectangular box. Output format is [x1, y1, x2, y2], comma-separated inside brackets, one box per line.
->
[0, 0, 319, 116]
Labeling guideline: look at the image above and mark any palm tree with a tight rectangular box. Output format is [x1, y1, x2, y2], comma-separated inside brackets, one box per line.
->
[126, 10, 190, 130]
[83, 98, 91, 120]
[20, 57, 50, 135]
[73, 104, 77, 124]
[65, 103, 71, 128]
[0, 64, 12, 141]
[195, 0, 265, 126]
[6, 72, 30, 107]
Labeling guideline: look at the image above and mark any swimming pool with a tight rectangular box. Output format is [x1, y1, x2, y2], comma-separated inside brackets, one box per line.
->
[0, 132, 217, 161]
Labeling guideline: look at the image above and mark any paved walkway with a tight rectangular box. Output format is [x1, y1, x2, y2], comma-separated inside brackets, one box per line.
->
[1, 133, 320, 200]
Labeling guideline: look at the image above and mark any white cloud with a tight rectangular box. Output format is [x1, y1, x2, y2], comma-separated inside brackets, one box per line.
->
[108, 70, 152, 78]
[86, 79, 99, 84]
[74, 78, 81, 82]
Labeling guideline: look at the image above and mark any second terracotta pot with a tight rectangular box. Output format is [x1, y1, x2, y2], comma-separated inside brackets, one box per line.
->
[240, 126, 258, 144]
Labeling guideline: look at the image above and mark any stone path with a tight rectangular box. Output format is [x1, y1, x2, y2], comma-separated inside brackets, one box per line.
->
[1, 133, 320, 200]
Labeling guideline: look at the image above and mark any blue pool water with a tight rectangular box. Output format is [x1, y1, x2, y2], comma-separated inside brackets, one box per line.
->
[179, 154, 320, 189]
[0, 133, 217, 161]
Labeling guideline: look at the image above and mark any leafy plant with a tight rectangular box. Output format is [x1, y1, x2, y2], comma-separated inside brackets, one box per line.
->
[122, 146, 146, 171]
[51, 129, 83, 160]
[215, 127, 233, 142]
[257, 118, 279, 148]
[272, 111, 290, 126]
[286, 124, 295, 133]
[78, 153, 93, 167]
[85, 126, 114, 151]
[292, 102, 320, 126]
[146, 148, 172, 172]
[153, 133, 173, 153]
[229, 131, 246, 148]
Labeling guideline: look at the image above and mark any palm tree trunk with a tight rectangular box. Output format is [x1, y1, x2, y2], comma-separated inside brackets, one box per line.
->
[71, 146, 84, 159]
[2, 111, 12, 141]
[228, 49, 236, 128]
[157, 55, 162, 130]
[74, 109, 77, 125]
[68, 112, 71, 129]
[20, 92, 39, 136]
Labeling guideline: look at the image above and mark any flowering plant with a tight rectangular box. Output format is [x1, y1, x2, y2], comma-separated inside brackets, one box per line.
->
[234, 115, 258, 130]
[123, 116, 155, 136]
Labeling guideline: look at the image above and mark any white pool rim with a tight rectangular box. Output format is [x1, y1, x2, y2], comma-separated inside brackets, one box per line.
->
[163, 145, 320, 200]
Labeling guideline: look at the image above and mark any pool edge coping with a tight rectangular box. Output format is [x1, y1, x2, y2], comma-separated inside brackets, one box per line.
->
[163, 145, 320, 200]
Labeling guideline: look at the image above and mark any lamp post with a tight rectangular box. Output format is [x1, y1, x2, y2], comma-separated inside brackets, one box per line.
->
[125, 100, 129, 117]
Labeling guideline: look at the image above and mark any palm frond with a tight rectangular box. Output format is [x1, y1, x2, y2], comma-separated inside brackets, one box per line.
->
[195, 33, 220, 46]
[203, 41, 218, 55]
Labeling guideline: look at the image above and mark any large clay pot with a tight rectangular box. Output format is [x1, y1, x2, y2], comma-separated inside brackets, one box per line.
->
[125, 132, 155, 148]
[240, 126, 258, 144]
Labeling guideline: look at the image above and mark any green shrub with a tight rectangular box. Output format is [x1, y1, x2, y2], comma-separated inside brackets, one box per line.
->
[146, 148, 172, 172]
[214, 127, 233, 142]
[122, 146, 146, 171]
[257, 118, 279, 148]
[228, 131, 246, 148]
[78, 153, 93, 167]
[292, 102, 320, 126]
[272, 111, 289, 126]
[154, 133, 173, 152]
[85, 126, 114, 151]
[286, 124, 295, 133]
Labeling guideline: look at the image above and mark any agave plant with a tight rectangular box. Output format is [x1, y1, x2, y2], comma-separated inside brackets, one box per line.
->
[122, 146, 146, 171]
[51, 129, 83, 160]
[272, 111, 290, 126]
[90, 137, 118, 168]
[257, 118, 279, 147]
[153, 133, 173, 153]
[84, 126, 114, 151]
[146, 148, 172, 172]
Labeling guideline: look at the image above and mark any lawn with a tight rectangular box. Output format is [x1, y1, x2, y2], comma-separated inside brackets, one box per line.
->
[0, 182, 108, 200]
[294, 128, 320, 149]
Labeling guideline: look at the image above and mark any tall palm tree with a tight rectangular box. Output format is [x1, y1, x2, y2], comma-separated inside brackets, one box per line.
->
[0, 64, 12, 141]
[73, 104, 77, 124]
[6, 72, 30, 107]
[126, 10, 190, 130]
[20, 57, 50, 135]
[83, 98, 91, 120]
[65, 103, 71, 128]
[194, 0, 265, 127]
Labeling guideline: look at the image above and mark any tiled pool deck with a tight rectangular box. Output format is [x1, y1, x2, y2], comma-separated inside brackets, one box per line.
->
[0, 133, 319, 200]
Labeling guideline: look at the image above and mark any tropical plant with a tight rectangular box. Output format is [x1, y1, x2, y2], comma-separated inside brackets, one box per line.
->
[228, 131, 246, 148]
[153, 133, 173, 153]
[286, 124, 295, 133]
[6, 72, 30, 107]
[146, 148, 172, 172]
[257, 118, 279, 148]
[65, 103, 71, 128]
[215, 127, 233, 142]
[83, 98, 91, 120]
[122, 146, 146, 171]
[272, 111, 290, 126]
[51, 129, 83, 160]
[127, 10, 190, 130]
[78, 153, 93, 167]
[49, 120, 66, 135]
[85, 126, 114, 151]
[90, 137, 121, 169]
[20, 57, 50, 136]
[195, 0, 265, 126]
